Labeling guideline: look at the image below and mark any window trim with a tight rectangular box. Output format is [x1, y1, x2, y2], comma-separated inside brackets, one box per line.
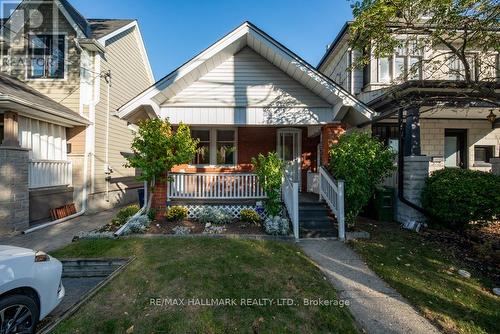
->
[25, 33, 68, 81]
[189, 127, 238, 167]
[473, 145, 495, 166]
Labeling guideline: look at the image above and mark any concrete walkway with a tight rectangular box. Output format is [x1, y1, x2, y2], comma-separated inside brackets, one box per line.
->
[0, 209, 118, 252]
[300, 240, 440, 334]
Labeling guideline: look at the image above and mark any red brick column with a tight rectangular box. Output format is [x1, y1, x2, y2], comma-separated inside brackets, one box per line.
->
[321, 123, 346, 166]
[151, 177, 168, 220]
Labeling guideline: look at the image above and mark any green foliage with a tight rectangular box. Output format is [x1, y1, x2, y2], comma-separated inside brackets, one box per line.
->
[147, 208, 157, 221]
[165, 206, 188, 222]
[329, 132, 395, 226]
[198, 207, 233, 225]
[112, 205, 140, 226]
[349, 0, 498, 86]
[422, 168, 500, 230]
[239, 209, 261, 225]
[125, 119, 198, 185]
[251, 152, 284, 217]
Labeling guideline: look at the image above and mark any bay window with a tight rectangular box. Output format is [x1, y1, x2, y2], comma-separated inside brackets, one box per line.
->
[191, 128, 237, 165]
[376, 40, 422, 83]
[28, 34, 65, 79]
[378, 57, 391, 83]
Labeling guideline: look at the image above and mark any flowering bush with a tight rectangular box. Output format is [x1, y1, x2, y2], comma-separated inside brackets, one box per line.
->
[198, 207, 233, 225]
[165, 206, 188, 222]
[264, 216, 289, 235]
[240, 209, 261, 225]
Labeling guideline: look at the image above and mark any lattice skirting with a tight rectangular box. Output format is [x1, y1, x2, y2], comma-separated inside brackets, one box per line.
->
[183, 204, 269, 221]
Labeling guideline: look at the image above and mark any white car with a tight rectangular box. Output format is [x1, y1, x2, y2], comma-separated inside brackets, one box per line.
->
[0, 245, 65, 334]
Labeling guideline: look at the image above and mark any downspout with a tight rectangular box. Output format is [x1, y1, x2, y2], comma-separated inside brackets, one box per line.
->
[114, 180, 150, 236]
[103, 70, 112, 202]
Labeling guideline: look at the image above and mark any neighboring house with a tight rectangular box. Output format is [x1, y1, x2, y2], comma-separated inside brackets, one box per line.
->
[0, 0, 153, 233]
[118, 22, 374, 238]
[317, 22, 500, 224]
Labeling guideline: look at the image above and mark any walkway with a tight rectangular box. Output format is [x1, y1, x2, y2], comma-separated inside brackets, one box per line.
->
[0, 209, 118, 252]
[300, 240, 440, 334]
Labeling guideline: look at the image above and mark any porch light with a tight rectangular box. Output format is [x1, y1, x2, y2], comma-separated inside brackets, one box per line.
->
[486, 109, 496, 125]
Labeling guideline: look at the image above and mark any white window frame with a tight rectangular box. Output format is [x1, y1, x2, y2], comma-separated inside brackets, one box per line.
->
[25, 33, 68, 81]
[190, 127, 238, 167]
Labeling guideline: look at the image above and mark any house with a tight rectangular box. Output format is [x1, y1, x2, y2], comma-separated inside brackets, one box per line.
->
[0, 0, 153, 233]
[118, 21, 374, 238]
[317, 22, 500, 224]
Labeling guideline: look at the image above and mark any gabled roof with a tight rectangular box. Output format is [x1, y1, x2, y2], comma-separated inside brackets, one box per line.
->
[1, 1, 135, 40]
[0, 73, 89, 126]
[317, 22, 351, 70]
[118, 21, 374, 124]
[88, 19, 136, 39]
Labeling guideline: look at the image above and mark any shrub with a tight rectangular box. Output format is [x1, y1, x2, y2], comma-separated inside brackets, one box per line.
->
[198, 207, 233, 225]
[264, 216, 289, 235]
[240, 209, 261, 225]
[422, 168, 500, 230]
[252, 152, 284, 217]
[165, 206, 188, 222]
[112, 205, 140, 226]
[329, 132, 395, 226]
[122, 215, 151, 235]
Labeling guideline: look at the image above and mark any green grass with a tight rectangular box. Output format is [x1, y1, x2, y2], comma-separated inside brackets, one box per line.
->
[51, 238, 358, 334]
[350, 221, 500, 334]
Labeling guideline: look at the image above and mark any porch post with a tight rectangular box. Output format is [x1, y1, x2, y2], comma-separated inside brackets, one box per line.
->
[321, 123, 345, 166]
[404, 106, 421, 157]
[2, 111, 20, 147]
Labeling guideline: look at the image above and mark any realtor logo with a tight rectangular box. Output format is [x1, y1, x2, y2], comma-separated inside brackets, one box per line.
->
[0, 0, 65, 78]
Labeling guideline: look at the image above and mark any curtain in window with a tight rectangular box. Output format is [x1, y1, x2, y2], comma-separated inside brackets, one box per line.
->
[18, 116, 67, 161]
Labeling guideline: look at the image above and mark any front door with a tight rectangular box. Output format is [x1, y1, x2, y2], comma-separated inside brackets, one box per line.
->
[277, 128, 302, 186]
[444, 129, 467, 168]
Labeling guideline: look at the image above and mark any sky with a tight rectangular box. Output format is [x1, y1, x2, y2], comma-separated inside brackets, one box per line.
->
[70, 0, 354, 80]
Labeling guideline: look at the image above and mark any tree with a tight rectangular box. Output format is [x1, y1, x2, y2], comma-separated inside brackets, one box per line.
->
[125, 119, 197, 209]
[349, 0, 499, 104]
[329, 132, 395, 226]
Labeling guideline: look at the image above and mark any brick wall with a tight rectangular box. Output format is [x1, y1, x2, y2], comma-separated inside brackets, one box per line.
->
[321, 123, 346, 165]
[0, 147, 29, 234]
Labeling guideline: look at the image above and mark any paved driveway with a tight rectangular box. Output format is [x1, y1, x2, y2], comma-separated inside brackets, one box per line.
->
[0, 209, 118, 252]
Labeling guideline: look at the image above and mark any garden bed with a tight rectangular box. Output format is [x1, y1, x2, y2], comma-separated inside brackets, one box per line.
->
[147, 220, 266, 235]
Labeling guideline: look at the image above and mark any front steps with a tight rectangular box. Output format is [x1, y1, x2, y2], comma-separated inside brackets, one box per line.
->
[299, 194, 338, 238]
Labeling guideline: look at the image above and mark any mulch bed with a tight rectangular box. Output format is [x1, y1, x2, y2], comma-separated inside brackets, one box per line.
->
[420, 221, 500, 283]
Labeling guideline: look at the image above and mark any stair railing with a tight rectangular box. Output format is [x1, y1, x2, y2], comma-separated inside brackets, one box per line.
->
[319, 166, 346, 241]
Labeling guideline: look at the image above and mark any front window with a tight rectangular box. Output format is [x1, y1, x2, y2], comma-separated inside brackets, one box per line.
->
[191, 128, 237, 165]
[474, 145, 494, 164]
[28, 35, 65, 79]
[191, 129, 210, 164]
[216, 130, 236, 165]
[378, 57, 391, 83]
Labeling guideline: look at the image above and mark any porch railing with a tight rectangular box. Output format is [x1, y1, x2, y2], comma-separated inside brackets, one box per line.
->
[29, 160, 72, 189]
[168, 173, 266, 199]
[282, 173, 299, 240]
[319, 166, 345, 241]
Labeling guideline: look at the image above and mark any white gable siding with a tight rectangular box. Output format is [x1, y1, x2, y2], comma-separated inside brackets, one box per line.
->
[163, 47, 331, 108]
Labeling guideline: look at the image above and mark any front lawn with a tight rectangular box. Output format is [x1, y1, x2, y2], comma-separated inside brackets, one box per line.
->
[51, 238, 357, 333]
[350, 219, 500, 334]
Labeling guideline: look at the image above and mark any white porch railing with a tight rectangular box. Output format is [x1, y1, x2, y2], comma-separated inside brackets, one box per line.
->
[282, 173, 299, 240]
[29, 160, 72, 189]
[319, 166, 345, 241]
[168, 173, 266, 199]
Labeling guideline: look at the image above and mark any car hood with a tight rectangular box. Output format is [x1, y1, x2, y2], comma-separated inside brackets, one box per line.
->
[0, 245, 35, 261]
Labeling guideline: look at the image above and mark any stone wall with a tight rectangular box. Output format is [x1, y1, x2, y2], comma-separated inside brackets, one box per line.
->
[491, 158, 500, 176]
[395, 156, 430, 225]
[0, 147, 29, 234]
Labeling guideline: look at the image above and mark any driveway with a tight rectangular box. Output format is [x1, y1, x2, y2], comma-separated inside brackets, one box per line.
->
[0, 209, 118, 252]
